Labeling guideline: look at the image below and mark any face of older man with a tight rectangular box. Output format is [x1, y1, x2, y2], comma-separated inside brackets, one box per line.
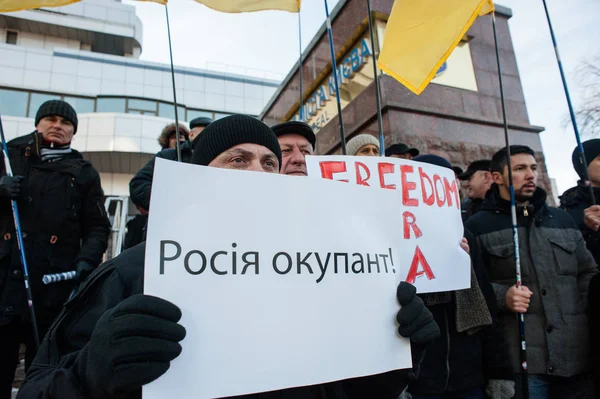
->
[208, 143, 279, 173]
[36, 115, 75, 145]
[278, 133, 313, 176]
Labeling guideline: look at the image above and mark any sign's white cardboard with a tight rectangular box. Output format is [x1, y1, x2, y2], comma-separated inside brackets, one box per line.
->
[306, 155, 470, 294]
[143, 159, 415, 399]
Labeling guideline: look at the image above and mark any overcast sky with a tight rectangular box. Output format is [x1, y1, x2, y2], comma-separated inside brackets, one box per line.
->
[123, 0, 600, 196]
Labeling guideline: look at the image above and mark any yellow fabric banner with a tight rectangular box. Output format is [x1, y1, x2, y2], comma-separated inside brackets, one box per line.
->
[378, 0, 494, 95]
[0, 0, 79, 12]
[193, 0, 300, 13]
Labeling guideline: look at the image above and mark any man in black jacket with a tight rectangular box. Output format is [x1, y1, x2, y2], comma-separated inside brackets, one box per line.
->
[407, 155, 514, 399]
[0, 100, 110, 398]
[559, 139, 600, 392]
[19, 115, 439, 399]
[129, 116, 212, 212]
[466, 145, 598, 398]
[457, 160, 492, 222]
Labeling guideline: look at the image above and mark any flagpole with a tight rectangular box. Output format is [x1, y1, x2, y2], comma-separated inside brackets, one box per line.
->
[323, 0, 347, 155]
[365, 0, 385, 156]
[541, 0, 594, 204]
[492, 13, 528, 399]
[0, 115, 40, 349]
[298, 11, 304, 122]
[164, 4, 182, 162]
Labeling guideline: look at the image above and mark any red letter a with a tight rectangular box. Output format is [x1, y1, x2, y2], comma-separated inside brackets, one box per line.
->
[405, 246, 435, 284]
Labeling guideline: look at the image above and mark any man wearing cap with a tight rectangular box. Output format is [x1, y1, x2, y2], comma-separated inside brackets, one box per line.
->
[385, 143, 420, 160]
[130, 117, 213, 212]
[458, 160, 493, 221]
[19, 115, 439, 399]
[0, 100, 110, 397]
[271, 121, 315, 176]
[559, 139, 600, 391]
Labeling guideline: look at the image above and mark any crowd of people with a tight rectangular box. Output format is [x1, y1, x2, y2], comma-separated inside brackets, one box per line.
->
[0, 99, 598, 399]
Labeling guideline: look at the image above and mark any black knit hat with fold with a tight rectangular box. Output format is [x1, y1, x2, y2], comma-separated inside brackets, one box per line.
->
[191, 115, 282, 168]
[35, 100, 78, 133]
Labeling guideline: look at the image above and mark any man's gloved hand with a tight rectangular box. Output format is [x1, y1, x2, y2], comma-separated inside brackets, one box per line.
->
[396, 282, 440, 344]
[0, 176, 24, 199]
[485, 379, 515, 399]
[74, 260, 95, 283]
[75, 294, 186, 399]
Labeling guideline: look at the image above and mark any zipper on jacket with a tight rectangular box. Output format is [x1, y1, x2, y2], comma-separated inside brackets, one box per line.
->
[523, 207, 529, 217]
[444, 309, 450, 392]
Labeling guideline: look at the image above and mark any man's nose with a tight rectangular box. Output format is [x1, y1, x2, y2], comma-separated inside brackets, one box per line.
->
[290, 148, 306, 164]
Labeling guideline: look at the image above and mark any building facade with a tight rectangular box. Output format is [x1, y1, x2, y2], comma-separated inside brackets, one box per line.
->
[260, 0, 553, 200]
[0, 0, 279, 198]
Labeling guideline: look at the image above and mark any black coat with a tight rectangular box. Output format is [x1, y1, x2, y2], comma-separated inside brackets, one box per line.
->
[20, 243, 419, 399]
[0, 132, 110, 327]
[408, 230, 512, 394]
[129, 140, 193, 211]
[560, 183, 600, 383]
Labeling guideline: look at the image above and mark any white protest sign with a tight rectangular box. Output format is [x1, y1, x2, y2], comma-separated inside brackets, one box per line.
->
[144, 158, 412, 399]
[306, 155, 470, 294]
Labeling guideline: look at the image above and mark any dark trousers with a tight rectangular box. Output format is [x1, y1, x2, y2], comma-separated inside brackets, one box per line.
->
[0, 319, 42, 399]
[514, 373, 595, 399]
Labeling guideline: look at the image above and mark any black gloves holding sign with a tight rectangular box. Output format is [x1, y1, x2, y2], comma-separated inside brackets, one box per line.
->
[72, 283, 436, 399]
[0, 175, 23, 199]
[74, 294, 186, 399]
[396, 281, 439, 344]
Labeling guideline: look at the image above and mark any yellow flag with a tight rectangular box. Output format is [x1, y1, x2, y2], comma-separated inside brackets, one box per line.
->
[378, 0, 494, 95]
[0, 0, 79, 12]
[193, 0, 300, 13]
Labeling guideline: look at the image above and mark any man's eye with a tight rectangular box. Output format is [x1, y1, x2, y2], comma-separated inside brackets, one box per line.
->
[282, 149, 291, 154]
[232, 157, 246, 164]
[265, 160, 276, 168]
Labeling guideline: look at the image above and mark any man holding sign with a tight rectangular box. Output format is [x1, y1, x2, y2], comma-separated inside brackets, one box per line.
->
[19, 115, 439, 399]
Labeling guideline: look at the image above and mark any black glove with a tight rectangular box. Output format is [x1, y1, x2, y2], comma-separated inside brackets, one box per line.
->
[74, 260, 95, 283]
[0, 175, 23, 199]
[75, 294, 186, 399]
[396, 282, 440, 344]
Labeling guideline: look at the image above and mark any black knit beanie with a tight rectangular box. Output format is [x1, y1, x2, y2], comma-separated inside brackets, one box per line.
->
[191, 115, 282, 168]
[35, 100, 78, 133]
[572, 139, 600, 179]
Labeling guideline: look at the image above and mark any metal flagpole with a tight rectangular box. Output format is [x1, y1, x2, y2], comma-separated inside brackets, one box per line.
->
[491, 13, 528, 399]
[0, 115, 40, 348]
[541, 0, 595, 204]
[298, 11, 304, 122]
[365, 0, 385, 156]
[164, 4, 182, 162]
[323, 0, 347, 155]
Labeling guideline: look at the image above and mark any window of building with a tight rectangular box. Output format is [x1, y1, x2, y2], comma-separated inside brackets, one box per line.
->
[0, 88, 28, 117]
[28, 93, 61, 117]
[64, 96, 95, 114]
[97, 97, 126, 113]
[158, 102, 185, 121]
[127, 98, 157, 116]
[186, 109, 213, 122]
[214, 112, 231, 120]
[6, 31, 17, 45]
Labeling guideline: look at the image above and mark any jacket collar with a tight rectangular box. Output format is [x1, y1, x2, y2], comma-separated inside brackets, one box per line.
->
[481, 183, 547, 216]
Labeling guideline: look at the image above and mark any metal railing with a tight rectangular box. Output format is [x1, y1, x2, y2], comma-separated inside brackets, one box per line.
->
[104, 196, 129, 261]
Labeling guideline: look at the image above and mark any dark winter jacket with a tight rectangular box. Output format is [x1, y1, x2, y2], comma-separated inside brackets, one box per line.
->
[408, 229, 512, 394]
[0, 132, 110, 327]
[129, 140, 193, 210]
[560, 182, 600, 382]
[20, 243, 419, 399]
[466, 184, 598, 377]
[461, 198, 484, 222]
[559, 183, 600, 265]
[122, 213, 148, 250]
